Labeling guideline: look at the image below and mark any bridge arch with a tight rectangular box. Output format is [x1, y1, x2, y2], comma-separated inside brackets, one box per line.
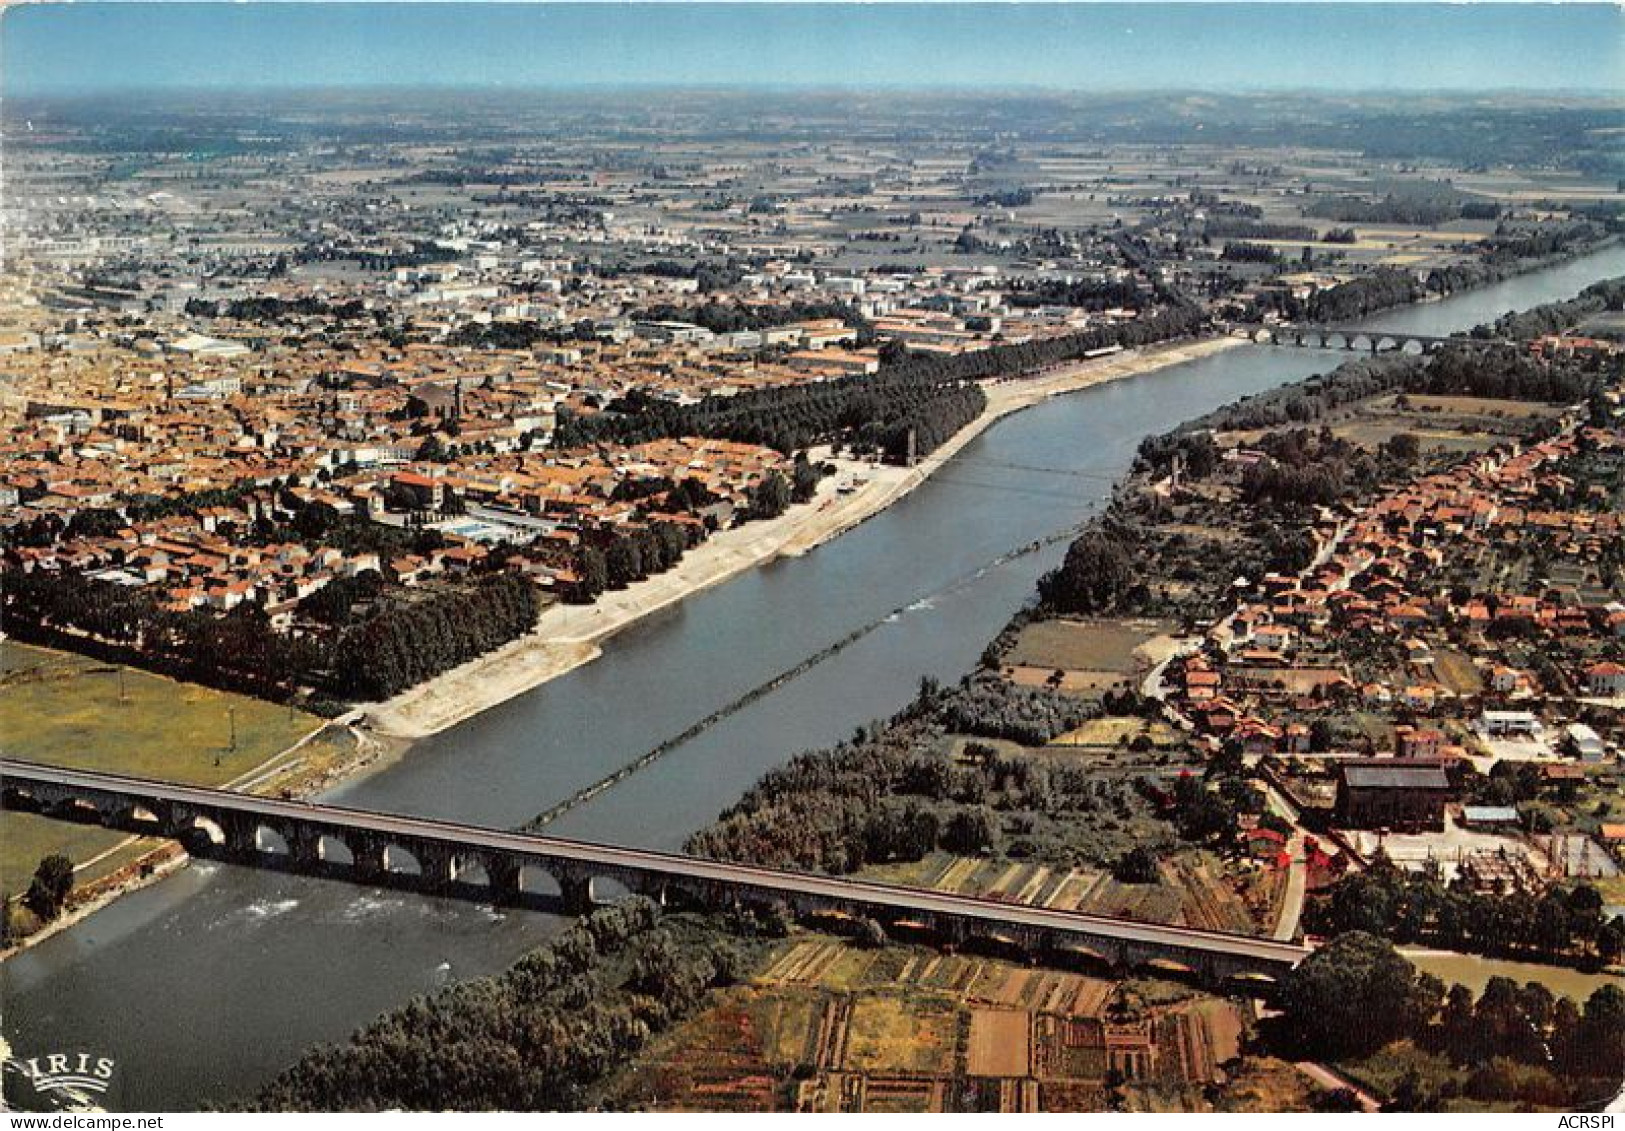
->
[255, 825, 293, 857]
[381, 843, 424, 877]
[318, 834, 355, 867]
[515, 862, 562, 900]
[174, 812, 227, 851]
[1138, 956, 1200, 979]
[111, 803, 165, 831]
[444, 853, 487, 889]
[51, 795, 106, 825]
[1045, 940, 1120, 977]
[591, 875, 638, 905]
[964, 930, 1031, 962]
[2, 785, 41, 812]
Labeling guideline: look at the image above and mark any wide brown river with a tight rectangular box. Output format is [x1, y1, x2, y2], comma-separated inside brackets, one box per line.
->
[6, 246, 1625, 1110]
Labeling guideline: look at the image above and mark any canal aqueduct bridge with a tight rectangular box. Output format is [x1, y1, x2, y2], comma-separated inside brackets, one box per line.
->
[1, 759, 1308, 985]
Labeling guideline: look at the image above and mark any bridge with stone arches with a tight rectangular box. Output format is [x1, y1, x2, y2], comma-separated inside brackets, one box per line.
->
[1223, 322, 1516, 356]
[1, 759, 1309, 986]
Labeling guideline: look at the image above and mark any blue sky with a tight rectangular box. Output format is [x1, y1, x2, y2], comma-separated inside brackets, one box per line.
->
[5, 3, 1622, 96]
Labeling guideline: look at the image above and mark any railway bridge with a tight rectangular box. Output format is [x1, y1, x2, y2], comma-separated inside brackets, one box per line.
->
[1, 759, 1310, 985]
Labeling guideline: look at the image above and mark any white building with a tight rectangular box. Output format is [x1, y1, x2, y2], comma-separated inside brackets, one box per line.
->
[1566, 722, 1608, 762]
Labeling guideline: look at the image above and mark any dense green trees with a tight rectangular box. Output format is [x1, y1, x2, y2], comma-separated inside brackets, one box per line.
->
[1037, 528, 1138, 616]
[23, 855, 75, 921]
[2, 562, 544, 704]
[1276, 935, 1625, 1109]
[3, 568, 323, 699]
[1304, 865, 1622, 966]
[1206, 219, 1318, 242]
[1306, 193, 1464, 228]
[746, 471, 791, 521]
[1005, 278, 1147, 311]
[250, 902, 753, 1111]
[1164, 770, 1246, 846]
[1276, 932, 1433, 1059]
[686, 676, 1103, 874]
[330, 574, 540, 700]
[1112, 846, 1161, 884]
[1426, 234, 1612, 300]
[554, 305, 1203, 460]
[1576, 983, 1625, 1083]
[299, 570, 385, 627]
[790, 453, 825, 504]
[1475, 275, 1625, 342]
[1415, 344, 1611, 403]
[1220, 241, 1281, 265]
[931, 676, 1093, 745]
[625, 299, 867, 336]
[186, 295, 368, 323]
[1306, 267, 1425, 323]
[1280, 929, 1625, 1098]
[564, 521, 695, 604]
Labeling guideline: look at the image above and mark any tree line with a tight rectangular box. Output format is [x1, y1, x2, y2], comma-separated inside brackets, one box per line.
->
[3, 567, 323, 700]
[2, 565, 539, 705]
[185, 295, 370, 323]
[552, 305, 1203, 460]
[1204, 218, 1317, 243]
[1474, 274, 1625, 343]
[1425, 227, 1611, 300]
[1305, 193, 1468, 228]
[625, 299, 869, 337]
[683, 675, 1148, 875]
[1274, 932, 1624, 1109]
[1303, 863, 1624, 968]
[329, 574, 539, 700]
[248, 902, 757, 1111]
[1004, 278, 1148, 312]
[1306, 267, 1425, 323]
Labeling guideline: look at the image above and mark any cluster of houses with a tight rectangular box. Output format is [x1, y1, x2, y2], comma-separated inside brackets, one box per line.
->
[5, 427, 795, 623]
[1161, 421, 1625, 855]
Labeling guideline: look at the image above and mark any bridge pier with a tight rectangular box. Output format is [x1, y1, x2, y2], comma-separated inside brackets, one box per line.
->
[485, 856, 522, 904]
[289, 825, 324, 869]
[223, 813, 259, 858]
[349, 835, 387, 883]
[620, 872, 669, 908]
[558, 875, 595, 915]
[414, 843, 458, 891]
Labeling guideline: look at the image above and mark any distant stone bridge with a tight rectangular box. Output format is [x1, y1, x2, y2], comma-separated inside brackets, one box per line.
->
[1223, 322, 1512, 356]
[1, 760, 1309, 986]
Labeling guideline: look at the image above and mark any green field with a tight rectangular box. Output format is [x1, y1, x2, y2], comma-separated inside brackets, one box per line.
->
[1006, 618, 1171, 673]
[0, 641, 330, 894]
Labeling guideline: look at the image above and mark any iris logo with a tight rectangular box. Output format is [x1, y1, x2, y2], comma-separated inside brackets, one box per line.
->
[11, 1052, 117, 1101]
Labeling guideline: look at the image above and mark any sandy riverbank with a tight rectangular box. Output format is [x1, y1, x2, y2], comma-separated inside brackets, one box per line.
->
[363, 335, 1243, 741]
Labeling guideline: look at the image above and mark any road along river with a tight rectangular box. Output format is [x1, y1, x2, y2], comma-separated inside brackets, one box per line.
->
[6, 245, 1624, 1109]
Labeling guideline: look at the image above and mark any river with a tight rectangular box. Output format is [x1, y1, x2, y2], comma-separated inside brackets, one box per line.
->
[6, 245, 1624, 1111]
[1401, 951, 1619, 1002]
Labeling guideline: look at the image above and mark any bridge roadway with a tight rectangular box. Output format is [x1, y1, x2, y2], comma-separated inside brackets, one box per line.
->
[0, 759, 1309, 983]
